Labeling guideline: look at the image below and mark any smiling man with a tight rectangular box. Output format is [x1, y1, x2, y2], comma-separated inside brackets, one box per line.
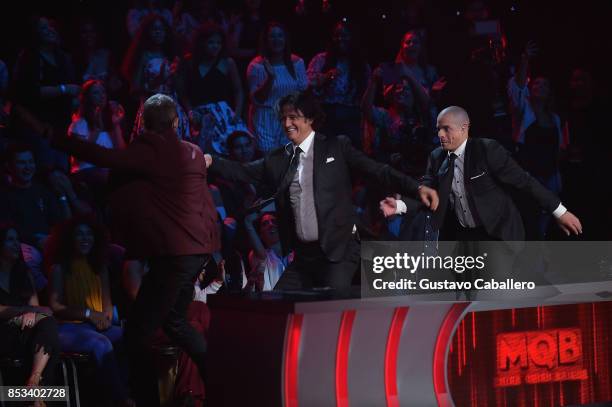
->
[207, 90, 437, 295]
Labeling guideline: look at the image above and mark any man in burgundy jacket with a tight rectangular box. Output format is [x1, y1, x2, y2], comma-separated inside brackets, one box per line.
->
[53, 94, 219, 404]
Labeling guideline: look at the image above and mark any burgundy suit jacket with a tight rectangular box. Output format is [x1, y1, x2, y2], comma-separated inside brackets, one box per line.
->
[54, 130, 220, 259]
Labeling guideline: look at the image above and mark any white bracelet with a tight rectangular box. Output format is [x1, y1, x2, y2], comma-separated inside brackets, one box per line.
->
[84, 308, 91, 319]
[59, 84, 67, 94]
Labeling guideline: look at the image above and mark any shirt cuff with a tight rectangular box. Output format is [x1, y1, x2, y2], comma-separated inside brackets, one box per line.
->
[552, 203, 567, 218]
[395, 200, 408, 215]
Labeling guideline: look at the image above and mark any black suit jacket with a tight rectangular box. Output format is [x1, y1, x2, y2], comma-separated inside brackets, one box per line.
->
[422, 138, 560, 241]
[211, 133, 419, 261]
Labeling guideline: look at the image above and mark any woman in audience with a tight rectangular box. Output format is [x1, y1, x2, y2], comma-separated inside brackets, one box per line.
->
[228, 0, 268, 77]
[247, 22, 307, 152]
[307, 21, 370, 148]
[174, 0, 226, 49]
[0, 223, 60, 403]
[73, 18, 122, 95]
[393, 29, 445, 95]
[178, 22, 244, 146]
[46, 216, 134, 407]
[362, 64, 434, 176]
[11, 16, 79, 171]
[68, 79, 126, 201]
[180, 22, 243, 115]
[122, 14, 189, 140]
[508, 41, 567, 237]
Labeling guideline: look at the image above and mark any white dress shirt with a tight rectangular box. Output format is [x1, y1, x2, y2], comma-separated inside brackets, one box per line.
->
[289, 131, 319, 242]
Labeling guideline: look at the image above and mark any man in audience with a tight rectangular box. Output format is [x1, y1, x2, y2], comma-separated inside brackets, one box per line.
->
[1, 144, 86, 290]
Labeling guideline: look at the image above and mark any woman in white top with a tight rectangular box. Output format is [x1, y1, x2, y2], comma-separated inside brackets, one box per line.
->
[247, 22, 307, 152]
[67, 80, 125, 201]
[122, 14, 190, 141]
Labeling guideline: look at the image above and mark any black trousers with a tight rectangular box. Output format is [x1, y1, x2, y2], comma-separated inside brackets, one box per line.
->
[275, 236, 360, 297]
[126, 254, 210, 406]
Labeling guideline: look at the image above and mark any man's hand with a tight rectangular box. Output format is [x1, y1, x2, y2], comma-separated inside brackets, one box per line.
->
[556, 211, 583, 236]
[379, 197, 398, 218]
[204, 154, 213, 168]
[418, 186, 439, 211]
[20, 312, 37, 330]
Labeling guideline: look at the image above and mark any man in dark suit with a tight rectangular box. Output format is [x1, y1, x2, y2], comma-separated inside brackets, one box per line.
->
[381, 105, 582, 299]
[382, 105, 582, 240]
[206, 90, 438, 295]
[53, 94, 219, 405]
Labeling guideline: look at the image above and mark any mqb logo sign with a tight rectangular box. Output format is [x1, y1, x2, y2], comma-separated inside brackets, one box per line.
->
[495, 328, 588, 387]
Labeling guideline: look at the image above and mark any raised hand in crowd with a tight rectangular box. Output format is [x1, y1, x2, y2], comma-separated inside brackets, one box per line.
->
[431, 76, 448, 93]
[262, 58, 276, 81]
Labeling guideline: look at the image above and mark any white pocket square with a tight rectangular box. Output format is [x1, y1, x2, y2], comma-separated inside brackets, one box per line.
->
[326, 157, 335, 163]
[470, 172, 486, 180]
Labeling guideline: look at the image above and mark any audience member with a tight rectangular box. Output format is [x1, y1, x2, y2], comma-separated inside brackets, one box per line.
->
[46, 216, 134, 407]
[122, 14, 190, 140]
[126, 0, 173, 38]
[178, 22, 245, 151]
[508, 41, 567, 237]
[307, 21, 370, 148]
[11, 17, 80, 171]
[244, 212, 291, 291]
[247, 22, 307, 152]
[73, 18, 123, 95]
[68, 79, 126, 203]
[0, 223, 60, 399]
[1, 145, 89, 290]
[362, 64, 435, 175]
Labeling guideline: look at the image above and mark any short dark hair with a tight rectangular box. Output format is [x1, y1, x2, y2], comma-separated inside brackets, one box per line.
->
[276, 90, 325, 129]
[142, 94, 178, 133]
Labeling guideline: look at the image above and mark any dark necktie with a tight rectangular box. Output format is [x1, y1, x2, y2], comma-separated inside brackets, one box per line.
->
[432, 152, 457, 229]
[276, 145, 302, 197]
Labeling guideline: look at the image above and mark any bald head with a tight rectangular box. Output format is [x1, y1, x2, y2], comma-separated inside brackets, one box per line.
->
[437, 106, 470, 151]
[438, 106, 470, 127]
